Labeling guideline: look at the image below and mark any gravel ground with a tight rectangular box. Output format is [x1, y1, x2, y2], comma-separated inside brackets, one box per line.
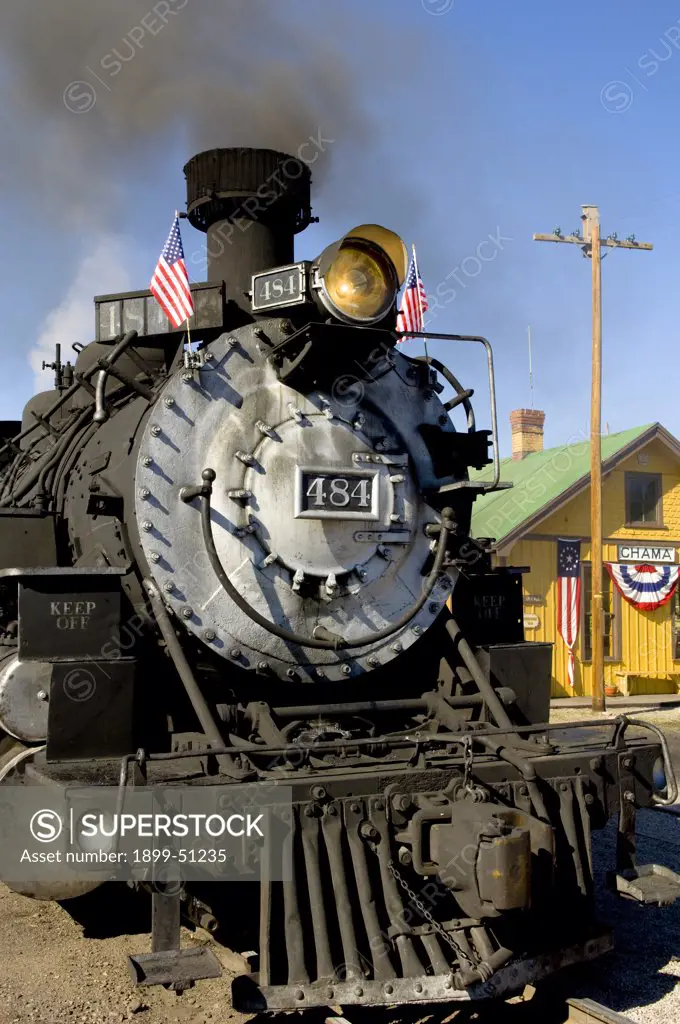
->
[0, 707, 677, 1023]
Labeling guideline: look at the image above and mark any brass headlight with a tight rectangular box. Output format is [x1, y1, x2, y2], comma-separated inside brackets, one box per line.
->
[313, 224, 407, 325]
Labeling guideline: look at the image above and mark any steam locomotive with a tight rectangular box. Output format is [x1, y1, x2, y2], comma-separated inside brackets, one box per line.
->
[0, 147, 678, 1010]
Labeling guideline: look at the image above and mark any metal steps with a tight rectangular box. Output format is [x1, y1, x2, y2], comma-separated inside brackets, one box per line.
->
[613, 863, 680, 906]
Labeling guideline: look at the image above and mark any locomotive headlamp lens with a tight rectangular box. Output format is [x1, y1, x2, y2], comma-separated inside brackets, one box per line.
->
[313, 224, 407, 325]
[324, 244, 393, 322]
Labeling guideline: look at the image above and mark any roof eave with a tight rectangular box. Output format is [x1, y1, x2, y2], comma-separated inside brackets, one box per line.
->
[494, 422, 669, 553]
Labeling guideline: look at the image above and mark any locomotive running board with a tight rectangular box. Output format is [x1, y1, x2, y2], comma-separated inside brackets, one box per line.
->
[232, 929, 613, 1010]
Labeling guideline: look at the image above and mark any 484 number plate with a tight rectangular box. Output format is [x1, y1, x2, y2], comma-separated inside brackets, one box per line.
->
[295, 470, 379, 520]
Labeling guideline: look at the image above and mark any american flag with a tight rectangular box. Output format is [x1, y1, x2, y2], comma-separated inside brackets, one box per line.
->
[150, 214, 194, 328]
[396, 250, 428, 336]
[556, 538, 581, 689]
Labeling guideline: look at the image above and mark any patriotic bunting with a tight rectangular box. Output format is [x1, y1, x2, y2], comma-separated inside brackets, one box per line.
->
[606, 563, 680, 611]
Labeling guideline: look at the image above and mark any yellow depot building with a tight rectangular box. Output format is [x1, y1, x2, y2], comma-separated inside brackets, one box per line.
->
[471, 411, 680, 698]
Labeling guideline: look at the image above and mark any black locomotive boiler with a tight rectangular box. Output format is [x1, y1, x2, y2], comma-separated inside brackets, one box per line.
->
[0, 147, 678, 1009]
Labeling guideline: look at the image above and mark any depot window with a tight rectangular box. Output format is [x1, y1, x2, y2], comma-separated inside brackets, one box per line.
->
[625, 472, 662, 527]
[582, 564, 620, 662]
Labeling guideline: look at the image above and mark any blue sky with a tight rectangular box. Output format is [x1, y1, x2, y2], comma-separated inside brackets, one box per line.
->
[2, 0, 679, 457]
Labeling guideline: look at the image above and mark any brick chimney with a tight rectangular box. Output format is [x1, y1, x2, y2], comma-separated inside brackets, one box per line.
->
[510, 408, 545, 460]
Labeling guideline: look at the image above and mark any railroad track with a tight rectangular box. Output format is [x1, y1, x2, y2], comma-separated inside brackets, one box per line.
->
[318, 994, 637, 1024]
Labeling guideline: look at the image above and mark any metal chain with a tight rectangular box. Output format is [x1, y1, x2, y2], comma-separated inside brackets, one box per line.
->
[387, 861, 476, 967]
[462, 735, 474, 792]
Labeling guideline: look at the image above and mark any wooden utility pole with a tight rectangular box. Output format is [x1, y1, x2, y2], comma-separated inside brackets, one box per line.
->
[533, 210, 652, 712]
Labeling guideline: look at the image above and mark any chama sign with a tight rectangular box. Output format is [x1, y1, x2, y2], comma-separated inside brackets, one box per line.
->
[617, 543, 676, 564]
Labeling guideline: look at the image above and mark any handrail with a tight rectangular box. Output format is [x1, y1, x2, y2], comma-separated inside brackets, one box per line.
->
[396, 331, 503, 492]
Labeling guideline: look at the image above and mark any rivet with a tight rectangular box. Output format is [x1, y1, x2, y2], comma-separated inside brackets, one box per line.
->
[164, 396, 175, 407]
[412, 625, 423, 636]
[141, 520, 153, 532]
[384, 984, 394, 995]
[429, 602, 439, 614]
[203, 629, 217, 642]
[367, 656, 379, 668]
[287, 402, 304, 424]
[560, 783, 569, 792]
[353, 414, 365, 429]
[181, 606, 193, 620]
[341, 664, 352, 676]
[374, 799, 385, 811]
[444, 979, 452, 990]
[150, 424, 161, 436]
[181, 371, 193, 382]
[391, 642, 402, 653]
[230, 648, 241, 659]
[294, 989, 304, 1001]
[585, 793, 595, 805]
[355, 987, 363, 997]
[139, 487, 151, 500]
[326, 989, 334, 1000]
[149, 552, 161, 564]
[287, 668, 298, 679]
[350, 802, 361, 813]
[414, 983, 423, 994]
[142, 455, 153, 467]
[255, 420, 275, 436]
[311, 786, 326, 800]
[227, 337, 238, 348]
[327, 804, 338, 816]
[235, 450, 254, 465]
[163, 581, 175, 593]
[257, 661, 268, 672]
[203, 352, 213, 362]
[622, 756, 634, 769]
[36, 690, 48, 702]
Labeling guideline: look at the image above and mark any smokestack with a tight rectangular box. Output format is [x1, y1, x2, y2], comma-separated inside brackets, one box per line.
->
[510, 408, 545, 460]
[184, 148, 313, 313]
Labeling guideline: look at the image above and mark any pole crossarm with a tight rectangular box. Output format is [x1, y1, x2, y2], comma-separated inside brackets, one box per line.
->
[532, 233, 652, 251]
[533, 206, 652, 713]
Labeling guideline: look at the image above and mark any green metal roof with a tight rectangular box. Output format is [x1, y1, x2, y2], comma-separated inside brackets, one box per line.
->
[470, 423, 656, 544]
